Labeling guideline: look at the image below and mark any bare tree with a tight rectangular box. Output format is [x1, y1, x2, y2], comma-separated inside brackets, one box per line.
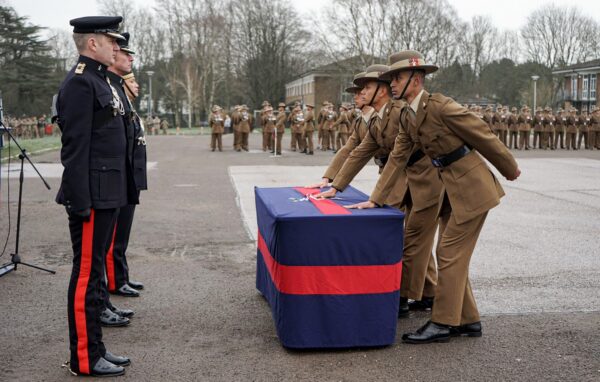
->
[47, 28, 77, 71]
[458, 16, 497, 77]
[521, 5, 600, 68]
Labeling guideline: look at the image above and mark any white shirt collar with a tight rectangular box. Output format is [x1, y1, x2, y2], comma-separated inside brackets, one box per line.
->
[410, 90, 425, 114]
[362, 108, 374, 123]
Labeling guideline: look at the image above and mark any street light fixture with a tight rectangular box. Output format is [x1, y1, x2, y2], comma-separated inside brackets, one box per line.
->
[531, 75, 540, 111]
[146, 71, 154, 118]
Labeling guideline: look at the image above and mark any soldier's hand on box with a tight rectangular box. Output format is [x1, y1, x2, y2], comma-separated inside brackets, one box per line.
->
[346, 201, 377, 209]
[314, 188, 337, 199]
[506, 168, 521, 181]
[305, 178, 330, 188]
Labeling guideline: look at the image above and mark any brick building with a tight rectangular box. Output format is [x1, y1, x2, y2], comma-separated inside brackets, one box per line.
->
[553, 59, 599, 112]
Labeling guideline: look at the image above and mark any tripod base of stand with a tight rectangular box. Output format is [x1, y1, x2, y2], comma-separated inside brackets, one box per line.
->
[0, 262, 15, 277]
[0, 253, 56, 277]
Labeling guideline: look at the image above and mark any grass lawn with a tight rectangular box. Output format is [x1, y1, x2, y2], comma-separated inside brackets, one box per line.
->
[1, 135, 62, 161]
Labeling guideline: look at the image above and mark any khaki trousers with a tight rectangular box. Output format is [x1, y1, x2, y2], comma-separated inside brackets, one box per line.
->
[400, 203, 440, 300]
[291, 132, 304, 151]
[233, 130, 241, 150]
[262, 131, 270, 151]
[431, 210, 488, 326]
[554, 131, 565, 149]
[210, 133, 222, 151]
[508, 131, 518, 149]
[240, 132, 249, 151]
[304, 131, 314, 153]
[519, 131, 530, 149]
[566, 132, 576, 149]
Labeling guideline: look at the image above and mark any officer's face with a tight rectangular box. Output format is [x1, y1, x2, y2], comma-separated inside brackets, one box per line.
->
[125, 78, 139, 98]
[113, 50, 133, 74]
[94, 35, 119, 66]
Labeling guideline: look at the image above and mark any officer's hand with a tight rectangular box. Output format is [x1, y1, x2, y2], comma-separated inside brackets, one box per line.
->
[305, 178, 330, 189]
[506, 168, 521, 181]
[68, 207, 91, 222]
[345, 201, 377, 209]
[314, 188, 337, 199]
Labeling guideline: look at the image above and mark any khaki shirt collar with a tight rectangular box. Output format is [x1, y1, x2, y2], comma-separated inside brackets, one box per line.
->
[362, 108, 374, 123]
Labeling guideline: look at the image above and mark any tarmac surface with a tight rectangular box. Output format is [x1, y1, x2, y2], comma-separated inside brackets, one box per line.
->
[0, 132, 599, 381]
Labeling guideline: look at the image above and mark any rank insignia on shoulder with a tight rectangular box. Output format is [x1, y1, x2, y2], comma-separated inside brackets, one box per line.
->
[75, 63, 86, 74]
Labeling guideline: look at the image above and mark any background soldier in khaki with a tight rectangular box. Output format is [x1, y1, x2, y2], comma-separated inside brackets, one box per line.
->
[316, 101, 328, 150]
[322, 103, 337, 151]
[238, 104, 252, 151]
[496, 105, 508, 146]
[555, 108, 566, 149]
[260, 101, 271, 151]
[159, 117, 169, 135]
[303, 104, 315, 155]
[290, 105, 305, 152]
[590, 108, 600, 149]
[262, 105, 276, 152]
[509, 107, 517, 147]
[274, 102, 286, 155]
[518, 106, 532, 150]
[152, 115, 161, 135]
[577, 111, 590, 150]
[542, 107, 555, 150]
[209, 105, 225, 151]
[333, 103, 350, 153]
[333, 50, 520, 344]
[532, 107, 544, 149]
[565, 108, 577, 150]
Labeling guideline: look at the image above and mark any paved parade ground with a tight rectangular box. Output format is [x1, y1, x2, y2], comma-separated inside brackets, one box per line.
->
[1, 132, 599, 381]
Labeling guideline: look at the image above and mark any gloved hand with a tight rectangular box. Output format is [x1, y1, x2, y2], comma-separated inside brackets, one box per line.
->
[67, 207, 91, 222]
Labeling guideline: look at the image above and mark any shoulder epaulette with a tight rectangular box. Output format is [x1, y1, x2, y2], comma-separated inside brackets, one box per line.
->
[75, 62, 86, 75]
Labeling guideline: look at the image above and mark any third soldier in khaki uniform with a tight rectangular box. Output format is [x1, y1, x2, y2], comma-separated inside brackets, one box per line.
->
[303, 104, 315, 155]
[209, 105, 225, 151]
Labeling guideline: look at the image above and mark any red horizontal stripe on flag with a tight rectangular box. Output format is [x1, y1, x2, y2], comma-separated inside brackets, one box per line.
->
[293, 187, 351, 215]
[258, 231, 401, 295]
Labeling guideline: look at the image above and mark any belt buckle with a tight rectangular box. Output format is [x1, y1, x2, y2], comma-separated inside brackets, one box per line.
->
[431, 158, 443, 168]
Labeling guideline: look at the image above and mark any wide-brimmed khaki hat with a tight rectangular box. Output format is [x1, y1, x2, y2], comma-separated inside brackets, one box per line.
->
[277, 102, 286, 108]
[379, 50, 438, 81]
[240, 105, 249, 111]
[212, 105, 221, 112]
[306, 103, 314, 108]
[511, 107, 517, 111]
[354, 64, 391, 87]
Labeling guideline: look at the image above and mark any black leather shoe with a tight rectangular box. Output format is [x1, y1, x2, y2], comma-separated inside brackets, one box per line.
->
[127, 280, 144, 290]
[307, 151, 314, 155]
[398, 297, 409, 318]
[401, 321, 451, 344]
[110, 305, 134, 318]
[408, 296, 434, 311]
[113, 284, 140, 297]
[100, 308, 130, 327]
[91, 357, 125, 377]
[104, 351, 131, 367]
[450, 321, 482, 337]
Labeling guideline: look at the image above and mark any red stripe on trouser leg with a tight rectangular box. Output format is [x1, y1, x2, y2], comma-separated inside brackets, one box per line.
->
[105, 225, 117, 292]
[74, 209, 95, 374]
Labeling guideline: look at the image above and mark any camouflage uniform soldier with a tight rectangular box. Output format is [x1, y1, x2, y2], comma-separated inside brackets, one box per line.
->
[209, 105, 225, 151]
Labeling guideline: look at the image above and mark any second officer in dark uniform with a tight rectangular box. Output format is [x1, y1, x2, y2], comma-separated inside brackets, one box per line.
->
[56, 16, 137, 377]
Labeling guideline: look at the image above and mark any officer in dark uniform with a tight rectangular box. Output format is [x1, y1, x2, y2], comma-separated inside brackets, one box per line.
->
[56, 16, 137, 377]
[104, 32, 146, 301]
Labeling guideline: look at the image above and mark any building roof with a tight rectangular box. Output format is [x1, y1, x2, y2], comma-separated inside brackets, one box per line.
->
[553, 59, 600, 75]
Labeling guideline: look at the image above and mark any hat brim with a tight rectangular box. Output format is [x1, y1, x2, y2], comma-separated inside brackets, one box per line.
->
[344, 86, 362, 93]
[379, 65, 438, 80]
[120, 47, 135, 54]
[106, 32, 126, 41]
[354, 76, 390, 88]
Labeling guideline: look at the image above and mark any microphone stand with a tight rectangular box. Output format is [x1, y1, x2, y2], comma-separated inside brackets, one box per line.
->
[0, 119, 55, 277]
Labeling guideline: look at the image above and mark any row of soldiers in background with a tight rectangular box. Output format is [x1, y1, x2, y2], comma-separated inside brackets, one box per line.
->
[143, 115, 169, 135]
[208, 104, 253, 152]
[2, 115, 59, 138]
[470, 104, 600, 150]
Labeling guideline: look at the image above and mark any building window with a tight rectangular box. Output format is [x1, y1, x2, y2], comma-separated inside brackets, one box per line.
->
[571, 77, 578, 100]
[582, 75, 589, 100]
[591, 74, 597, 100]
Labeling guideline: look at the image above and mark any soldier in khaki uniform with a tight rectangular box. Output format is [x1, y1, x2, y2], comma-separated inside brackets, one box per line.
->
[230, 105, 241, 151]
[317, 61, 443, 317]
[333, 104, 350, 152]
[508, 107, 519, 149]
[322, 104, 337, 151]
[238, 105, 253, 151]
[260, 101, 271, 151]
[518, 106, 532, 150]
[565, 108, 578, 150]
[262, 105, 276, 153]
[209, 105, 225, 151]
[274, 102, 286, 155]
[316, 101, 328, 150]
[590, 107, 600, 149]
[303, 104, 315, 155]
[542, 107, 555, 150]
[554, 108, 566, 149]
[289, 105, 305, 152]
[496, 105, 508, 146]
[532, 107, 544, 149]
[577, 111, 590, 150]
[323, 50, 520, 343]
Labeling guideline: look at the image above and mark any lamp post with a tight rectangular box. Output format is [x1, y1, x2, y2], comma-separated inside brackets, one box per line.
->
[146, 71, 154, 118]
[531, 75, 539, 111]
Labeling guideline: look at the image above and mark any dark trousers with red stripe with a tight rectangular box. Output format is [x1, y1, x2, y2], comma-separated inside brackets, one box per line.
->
[105, 204, 136, 292]
[68, 208, 118, 374]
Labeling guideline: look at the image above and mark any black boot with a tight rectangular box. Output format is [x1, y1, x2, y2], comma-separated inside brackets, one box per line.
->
[398, 297, 409, 318]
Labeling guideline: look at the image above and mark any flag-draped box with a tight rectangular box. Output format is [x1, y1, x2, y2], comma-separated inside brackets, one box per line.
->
[255, 186, 405, 348]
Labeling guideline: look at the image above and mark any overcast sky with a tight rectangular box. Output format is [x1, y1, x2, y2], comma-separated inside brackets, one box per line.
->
[8, 0, 600, 33]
